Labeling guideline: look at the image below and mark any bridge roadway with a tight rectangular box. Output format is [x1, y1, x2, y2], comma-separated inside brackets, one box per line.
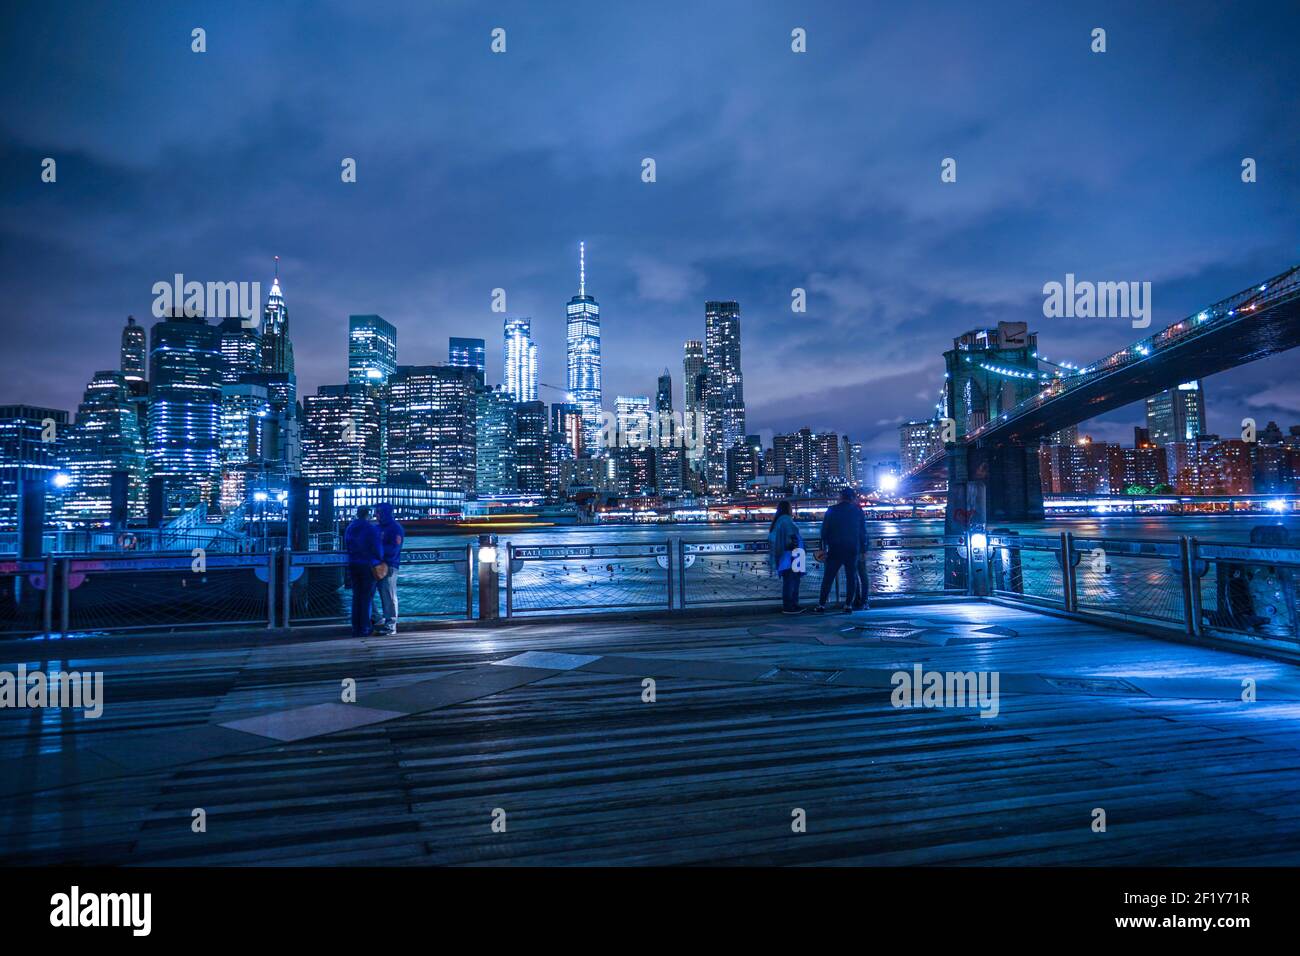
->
[3, 601, 1300, 865]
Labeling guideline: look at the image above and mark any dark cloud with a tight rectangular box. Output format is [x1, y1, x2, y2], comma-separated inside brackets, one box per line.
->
[2, 0, 1297, 457]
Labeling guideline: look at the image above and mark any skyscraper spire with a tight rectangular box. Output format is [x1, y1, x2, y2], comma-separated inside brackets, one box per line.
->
[579, 241, 585, 297]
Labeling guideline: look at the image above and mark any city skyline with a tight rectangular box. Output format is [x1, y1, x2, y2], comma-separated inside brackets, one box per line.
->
[3, 3, 1298, 458]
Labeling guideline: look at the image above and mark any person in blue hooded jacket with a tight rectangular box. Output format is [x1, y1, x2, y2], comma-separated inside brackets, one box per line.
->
[343, 507, 384, 637]
[372, 502, 404, 634]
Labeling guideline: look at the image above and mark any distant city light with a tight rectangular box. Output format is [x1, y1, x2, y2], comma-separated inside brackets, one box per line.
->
[1267, 499, 1286, 512]
[52, 471, 73, 488]
[879, 473, 899, 493]
[253, 491, 269, 502]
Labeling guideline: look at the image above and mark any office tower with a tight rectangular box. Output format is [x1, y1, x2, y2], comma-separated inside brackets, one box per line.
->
[770, 429, 813, 495]
[218, 382, 271, 509]
[385, 365, 478, 490]
[1048, 424, 1079, 446]
[148, 314, 223, 511]
[682, 341, 704, 416]
[0, 405, 68, 530]
[448, 337, 487, 387]
[726, 442, 760, 495]
[218, 316, 261, 386]
[1146, 380, 1207, 445]
[515, 400, 547, 496]
[566, 241, 602, 454]
[615, 395, 653, 449]
[60, 371, 147, 524]
[348, 314, 398, 386]
[1122, 443, 1170, 491]
[476, 387, 518, 496]
[810, 431, 842, 490]
[847, 440, 865, 487]
[502, 317, 538, 402]
[551, 402, 583, 462]
[655, 447, 685, 497]
[1040, 438, 1126, 495]
[682, 339, 706, 470]
[260, 259, 295, 395]
[302, 384, 382, 486]
[943, 322, 1041, 436]
[703, 301, 746, 493]
[898, 419, 944, 472]
[120, 315, 146, 385]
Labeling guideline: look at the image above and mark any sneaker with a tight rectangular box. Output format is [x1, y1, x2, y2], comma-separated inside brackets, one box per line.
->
[840, 605, 853, 614]
[813, 605, 827, 614]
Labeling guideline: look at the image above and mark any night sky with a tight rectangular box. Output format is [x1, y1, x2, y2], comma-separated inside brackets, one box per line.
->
[2, 0, 1297, 458]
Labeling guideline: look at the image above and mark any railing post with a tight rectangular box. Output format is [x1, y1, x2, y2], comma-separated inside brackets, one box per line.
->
[505, 541, 513, 619]
[280, 547, 292, 629]
[678, 538, 687, 609]
[266, 548, 276, 629]
[59, 557, 70, 637]
[1060, 531, 1076, 612]
[41, 553, 53, 638]
[1178, 535, 1196, 636]
[1187, 536, 1204, 638]
[665, 538, 674, 610]
[464, 543, 473, 619]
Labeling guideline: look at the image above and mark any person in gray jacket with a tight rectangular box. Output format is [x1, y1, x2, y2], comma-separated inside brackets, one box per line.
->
[767, 499, 805, 613]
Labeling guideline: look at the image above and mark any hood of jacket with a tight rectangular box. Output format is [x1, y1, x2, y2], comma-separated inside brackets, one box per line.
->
[376, 503, 396, 525]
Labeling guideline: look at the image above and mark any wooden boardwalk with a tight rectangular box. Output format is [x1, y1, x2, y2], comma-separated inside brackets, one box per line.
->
[3, 602, 1300, 866]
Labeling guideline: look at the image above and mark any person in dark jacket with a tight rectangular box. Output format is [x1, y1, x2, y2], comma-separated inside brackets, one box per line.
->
[816, 487, 864, 612]
[372, 503, 405, 634]
[344, 507, 384, 637]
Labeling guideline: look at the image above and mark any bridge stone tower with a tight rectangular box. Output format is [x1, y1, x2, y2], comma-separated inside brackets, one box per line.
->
[943, 322, 1046, 531]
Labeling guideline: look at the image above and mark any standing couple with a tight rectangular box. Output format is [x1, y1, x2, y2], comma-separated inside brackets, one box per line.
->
[768, 487, 870, 615]
[343, 504, 404, 637]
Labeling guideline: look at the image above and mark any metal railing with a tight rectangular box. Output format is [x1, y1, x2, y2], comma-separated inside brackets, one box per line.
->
[988, 531, 1300, 652]
[286, 546, 472, 626]
[4, 532, 1296, 657]
[500, 533, 969, 616]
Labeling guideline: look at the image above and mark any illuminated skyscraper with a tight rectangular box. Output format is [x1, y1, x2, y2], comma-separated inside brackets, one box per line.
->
[148, 314, 223, 511]
[61, 371, 147, 523]
[566, 241, 602, 454]
[260, 257, 296, 404]
[502, 317, 538, 402]
[218, 316, 261, 385]
[302, 384, 382, 485]
[348, 314, 398, 386]
[682, 339, 705, 470]
[0, 405, 68, 530]
[120, 315, 146, 385]
[703, 301, 745, 493]
[475, 387, 518, 496]
[515, 400, 547, 496]
[1146, 380, 1207, 445]
[385, 365, 478, 490]
[218, 382, 270, 509]
[448, 337, 487, 387]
